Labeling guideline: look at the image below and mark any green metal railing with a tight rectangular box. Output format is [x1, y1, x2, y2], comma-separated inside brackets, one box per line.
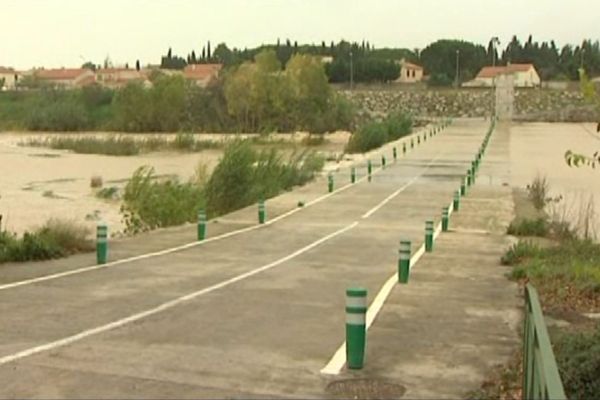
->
[522, 284, 566, 400]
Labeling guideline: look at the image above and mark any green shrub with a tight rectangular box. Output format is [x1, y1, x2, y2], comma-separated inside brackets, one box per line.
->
[205, 141, 324, 216]
[121, 166, 205, 234]
[554, 324, 600, 399]
[345, 121, 388, 153]
[385, 112, 413, 140]
[0, 219, 92, 263]
[507, 218, 549, 237]
[25, 98, 90, 131]
[501, 241, 541, 266]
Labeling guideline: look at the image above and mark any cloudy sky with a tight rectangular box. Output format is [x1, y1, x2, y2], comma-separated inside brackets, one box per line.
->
[1, 0, 598, 69]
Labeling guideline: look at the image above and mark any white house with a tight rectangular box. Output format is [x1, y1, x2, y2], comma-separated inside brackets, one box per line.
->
[0, 67, 19, 90]
[466, 63, 541, 88]
[395, 59, 424, 83]
[96, 68, 146, 88]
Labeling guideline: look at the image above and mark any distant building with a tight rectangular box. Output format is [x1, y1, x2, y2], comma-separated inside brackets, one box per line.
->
[0, 67, 19, 90]
[395, 59, 424, 83]
[34, 68, 96, 88]
[183, 64, 223, 87]
[320, 56, 334, 64]
[466, 63, 541, 88]
[96, 68, 146, 88]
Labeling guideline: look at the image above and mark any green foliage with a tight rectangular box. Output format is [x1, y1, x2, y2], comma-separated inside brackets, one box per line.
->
[121, 166, 205, 234]
[345, 113, 411, 153]
[0, 219, 93, 263]
[420, 40, 487, 84]
[345, 121, 388, 153]
[385, 112, 413, 140]
[500, 241, 541, 266]
[428, 73, 454, 87]
[205, 140, 324, 216]
[24, 90, 91, 131]
[502, 239, 600, 294]
[554, 324, 600, 399]
[224, 51, 353, 133]
[507, 218, 549, 237]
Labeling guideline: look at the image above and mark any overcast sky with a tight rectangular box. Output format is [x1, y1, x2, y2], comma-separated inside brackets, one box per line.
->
[2, 0, 598, 69]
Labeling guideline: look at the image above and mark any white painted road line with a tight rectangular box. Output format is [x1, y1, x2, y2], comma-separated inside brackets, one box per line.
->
[361, 155, 442, 219]
[0, 128, 430, 292]
[321, 201, 455, 375]
[0, 222, 359, 366]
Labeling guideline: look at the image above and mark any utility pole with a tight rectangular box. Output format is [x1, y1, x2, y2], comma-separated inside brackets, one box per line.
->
[455, 49, 460, 88]
[350, 51, 354, 90]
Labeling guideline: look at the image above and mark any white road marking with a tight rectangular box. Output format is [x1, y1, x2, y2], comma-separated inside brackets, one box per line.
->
[361, 155, 442, 219]
[0, 127, 429, 292]
[0, 222, 359, 366]
[321, 198, 455, 375]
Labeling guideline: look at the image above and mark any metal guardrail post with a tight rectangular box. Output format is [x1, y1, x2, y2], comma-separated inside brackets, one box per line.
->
[522, 284, 567, 400]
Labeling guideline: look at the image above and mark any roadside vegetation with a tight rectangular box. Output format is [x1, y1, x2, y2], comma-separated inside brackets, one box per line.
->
[477, 175, 600, 399]
[21, 133, 223, 156]
[120, 140, 324, 234]
[345, 112, 412, 153]
[0, 219, 94, 263]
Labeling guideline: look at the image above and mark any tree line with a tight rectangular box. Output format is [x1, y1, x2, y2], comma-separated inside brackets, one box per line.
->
[154, 36, 600, 85]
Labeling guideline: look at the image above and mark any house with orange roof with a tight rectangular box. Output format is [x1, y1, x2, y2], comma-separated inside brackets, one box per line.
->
[183, 64, 222, 87]
[465, 63, 540, 87]
[0, 67, 20, 90]
[96, 68, 146, 88]
[34, 68, 96, 88]
[395, 59, 424, 83]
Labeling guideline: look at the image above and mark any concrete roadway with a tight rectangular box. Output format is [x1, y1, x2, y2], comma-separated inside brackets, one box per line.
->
[0, 120, 518, 398]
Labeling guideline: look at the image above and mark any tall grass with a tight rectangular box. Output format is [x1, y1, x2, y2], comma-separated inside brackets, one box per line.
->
[21, 134, 223, 156]
[120, 140, 324, 233]
[121, 166, 205, 234]
[0, 219, 93, 263]
[346, 112, 412, 153]
[205, 140, 324, 216]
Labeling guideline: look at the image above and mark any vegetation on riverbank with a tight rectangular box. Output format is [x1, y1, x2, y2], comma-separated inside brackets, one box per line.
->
[345, 112, 412, 153]
[21, 133, 223, 156]
[0, 219, 94, 263]
[120, 140, 324, 233]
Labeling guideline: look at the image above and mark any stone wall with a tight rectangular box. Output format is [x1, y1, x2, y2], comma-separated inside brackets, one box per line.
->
[341, 88, 598, 122]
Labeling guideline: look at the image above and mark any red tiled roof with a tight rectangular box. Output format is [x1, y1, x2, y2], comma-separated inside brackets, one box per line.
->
[402, 61, 423, 70]
[183, 64, 222, 80]
[477, 63, 534, 78]
[0, 67, 15, 74]
[35, 68, 92, 80]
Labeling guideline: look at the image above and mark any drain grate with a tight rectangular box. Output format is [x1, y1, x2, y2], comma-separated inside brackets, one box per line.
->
[326, 378, 406, 399]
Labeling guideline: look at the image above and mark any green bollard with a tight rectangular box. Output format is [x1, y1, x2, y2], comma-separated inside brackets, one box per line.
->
[328, 173, 334, 193]
[351, 167, 356, 184]
[417, 135, 421, 145]
[381, 155, 386, 169]
[96, 223, 108, 264]
[442, 207, 450, 232]
[258, 200, 266, 224]
[467, 170, 472, 186]
[197, 209, 207, 241]
[346, 287, 367, 369]
[460, 182, 466, 196]
[423, 132, 427, 142]
[425, 220, 434, 252]
[453, 190, 460, 211]
[367, 160, 372, 182]
[403, 142, 407, 154]
[393, 147, 397, 161]
[398, 240, 411, 283]
[411, 138, 414, 149]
